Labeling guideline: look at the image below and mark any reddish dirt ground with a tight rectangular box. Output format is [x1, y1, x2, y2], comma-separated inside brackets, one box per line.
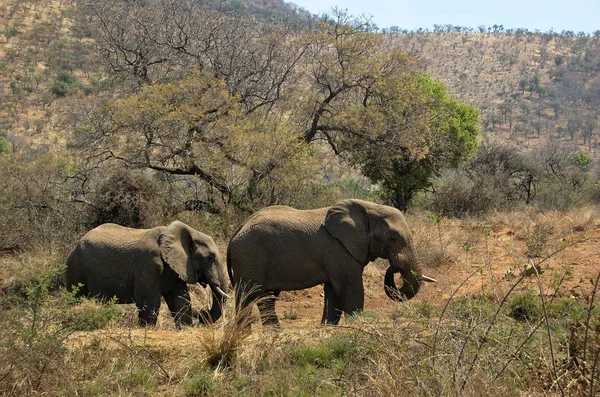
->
[77, 215, 600, 335]
[267, 221, 600, 331]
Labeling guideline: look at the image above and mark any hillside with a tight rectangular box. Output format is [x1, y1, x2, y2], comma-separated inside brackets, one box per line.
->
[2, 1, 600, 154]
[394, 31, 600, 151]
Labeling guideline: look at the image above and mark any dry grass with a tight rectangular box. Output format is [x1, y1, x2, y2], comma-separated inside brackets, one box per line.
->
[2, 208, 600, 395]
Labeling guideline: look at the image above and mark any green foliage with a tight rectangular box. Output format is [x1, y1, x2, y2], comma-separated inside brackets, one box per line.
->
[548, 298, 590, 323]
[573, 151, 593, 170]
[184, 370, 216, 396]
[507, 291, 542, 321]
[345, 310, 379, 323]
[65, 296, 120, 331]
[344, 73, 479, 210]
[414, 300, 439, 318]
[50, 71, 83, 97]
[449, 295, 497, 322]
[0, 134, 8, 153]
[0, 266, 74, 395]
[289, 336, 353, 369]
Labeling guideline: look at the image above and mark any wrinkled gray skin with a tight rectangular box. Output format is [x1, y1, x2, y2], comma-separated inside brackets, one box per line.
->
[227, 199, 424, 326]
[66, 221, 229, 327]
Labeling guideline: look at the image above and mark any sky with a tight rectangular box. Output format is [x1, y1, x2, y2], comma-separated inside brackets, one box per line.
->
[289, 0, 600, 34]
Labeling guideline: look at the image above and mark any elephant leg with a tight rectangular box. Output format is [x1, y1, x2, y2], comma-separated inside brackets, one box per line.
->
[135, 293, 162, 327]
[257, 293, 279, 326]
[341, 278, 365, 320]
[321, 283, 343, 325]
[163, 288, 193, 327]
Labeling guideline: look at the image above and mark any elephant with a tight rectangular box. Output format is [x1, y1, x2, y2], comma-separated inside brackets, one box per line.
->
[65, 221, 229, 327]
[227, 199, 435, 326]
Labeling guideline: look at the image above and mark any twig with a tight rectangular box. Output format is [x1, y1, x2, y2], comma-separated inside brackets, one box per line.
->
[583, 271, 600, 366]
[533, 263, 565, 396]
[461, 238, 589, 391]
[460, 271, 528, 391]
[102, 330, 172, 382]
[494, 269, 570, 380]
[432, 263, 487, 372]
[590, 347, 600, 397]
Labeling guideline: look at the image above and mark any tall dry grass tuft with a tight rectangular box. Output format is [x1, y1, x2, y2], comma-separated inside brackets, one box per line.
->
[197, 285, 265, 369]
[561, 206, 600, 232]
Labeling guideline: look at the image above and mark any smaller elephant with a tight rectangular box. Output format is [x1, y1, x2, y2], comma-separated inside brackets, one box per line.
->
[66, 221, 229, 327]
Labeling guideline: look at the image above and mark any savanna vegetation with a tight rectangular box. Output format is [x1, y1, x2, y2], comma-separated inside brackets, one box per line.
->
[2, 0, 600, 395]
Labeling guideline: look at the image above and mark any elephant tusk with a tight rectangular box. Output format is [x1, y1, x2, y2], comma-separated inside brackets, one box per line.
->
[421, 275, 437, 283]
[213, 285, 231, 299]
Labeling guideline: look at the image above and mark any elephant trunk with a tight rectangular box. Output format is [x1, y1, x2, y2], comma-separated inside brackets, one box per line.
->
[197, 259, 229, 325]
[384, 248, 423, 302]
[197, 284, 228, 324]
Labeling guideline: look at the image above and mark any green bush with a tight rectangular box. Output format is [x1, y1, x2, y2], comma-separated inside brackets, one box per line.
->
[507, 291, 542, 321]
[0, 134, 8, 153]
[65, 296, 120, 331]
[50, 71, 83, 97]
[0, 266, 75, 395]
[449, 295, 497, 322]
[184, 370, 216, 396]
[289, 336, 353, 369]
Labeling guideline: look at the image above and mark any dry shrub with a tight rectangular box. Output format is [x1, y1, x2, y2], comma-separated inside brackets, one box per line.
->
[487, 209, 533, 231]
[176, 208, 244, 245]
[561, 206, 600, 232]
[429, 170, 495, 217]
[522, 222, 553, 258]
[0, 152, 87, 253]
[197, 285, 264, 369]
[0, 249, 64, 297]
[91, 168, 169, 229]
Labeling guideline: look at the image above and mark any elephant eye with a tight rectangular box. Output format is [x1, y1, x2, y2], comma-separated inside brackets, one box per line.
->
[206, 254, 215, 264]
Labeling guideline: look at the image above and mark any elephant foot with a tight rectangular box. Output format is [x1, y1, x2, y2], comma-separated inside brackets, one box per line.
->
[260, 315, 280, 327]
[321, 317, 341, 326]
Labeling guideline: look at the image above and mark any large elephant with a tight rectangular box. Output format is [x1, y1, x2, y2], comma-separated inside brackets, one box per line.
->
[227, 199, 434, 326]
[66, 221, 229, 327]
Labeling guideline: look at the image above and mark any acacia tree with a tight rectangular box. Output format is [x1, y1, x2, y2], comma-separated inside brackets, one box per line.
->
[69, 71, 322, 211]
[73, 1, 479, 212]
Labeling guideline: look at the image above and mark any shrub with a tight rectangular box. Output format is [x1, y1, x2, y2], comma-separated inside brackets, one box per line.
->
[507, 291, 542, 321]
[50, 71, 83, 97]
[0, 152, 86, 251]
[184, 369, 216, 396]
[289, 335, 353, 370]
[65, 296, 120, 331]
[0, 134, 8, 153]
[523, 222, 552, 258]
[90, 169, 168, 228]
[0, 266, 76, 395]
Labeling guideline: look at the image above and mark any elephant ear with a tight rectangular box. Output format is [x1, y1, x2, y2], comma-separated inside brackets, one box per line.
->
[324, 199, 370, 263]
[159, 221, 194, 282]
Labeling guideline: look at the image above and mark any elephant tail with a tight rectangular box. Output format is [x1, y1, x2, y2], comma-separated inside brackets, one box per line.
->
[226, 224, 244, 284]
[226, 245, 234, 283]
